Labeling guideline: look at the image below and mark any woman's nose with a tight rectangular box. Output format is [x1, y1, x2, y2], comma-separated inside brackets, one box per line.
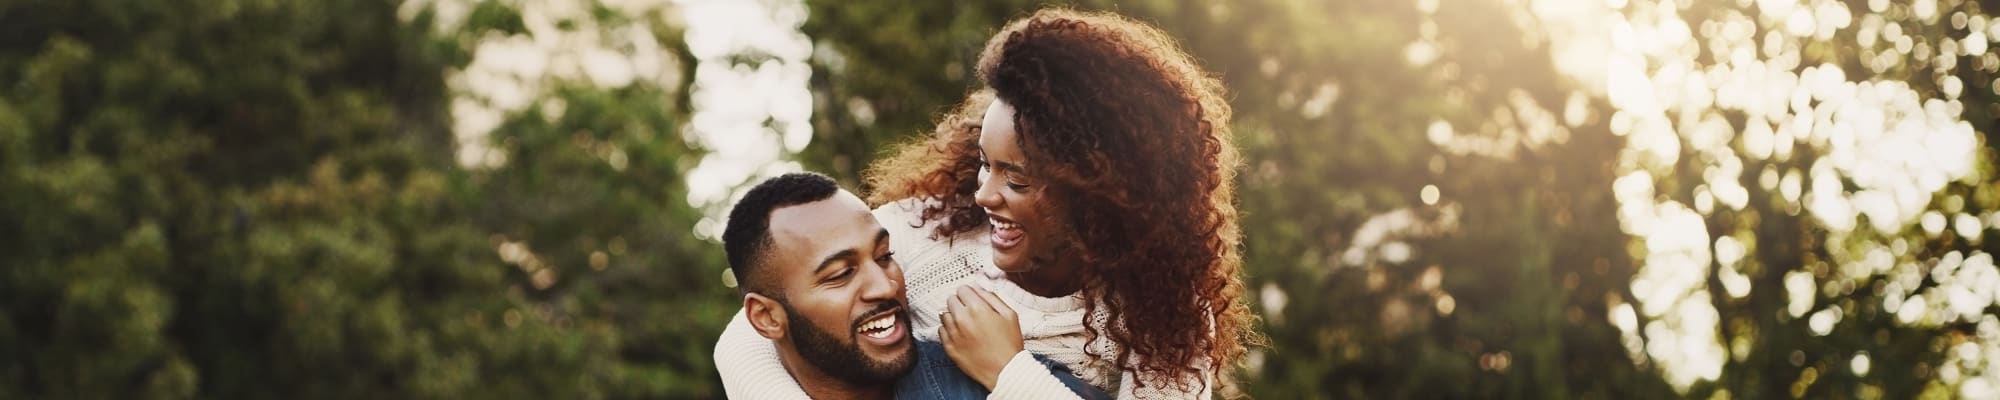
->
[974, 167, 1003, 209]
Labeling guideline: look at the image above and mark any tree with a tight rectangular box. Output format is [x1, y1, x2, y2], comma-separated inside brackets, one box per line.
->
[0, 0, 725, 397]
[1598, 0, 2000, 398]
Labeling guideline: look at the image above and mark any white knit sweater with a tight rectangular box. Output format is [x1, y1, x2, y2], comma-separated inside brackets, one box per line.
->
[714, 199, 1214, 399]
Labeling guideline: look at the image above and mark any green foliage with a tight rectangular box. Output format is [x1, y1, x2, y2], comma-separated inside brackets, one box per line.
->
[5, 0, 1996, 398]
[1620, 1, 2000, 398]
[471, 80, 732, 398]
[0, 0, 720, 397]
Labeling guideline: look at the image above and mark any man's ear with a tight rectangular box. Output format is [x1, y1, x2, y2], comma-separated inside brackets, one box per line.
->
[744, 292, 787, 340]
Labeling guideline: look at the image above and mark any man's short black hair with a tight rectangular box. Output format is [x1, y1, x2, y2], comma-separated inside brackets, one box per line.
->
[723, 172, 842, 296]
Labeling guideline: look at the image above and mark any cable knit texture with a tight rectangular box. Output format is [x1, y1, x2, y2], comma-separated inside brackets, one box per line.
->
[715, 199, 1212, 399]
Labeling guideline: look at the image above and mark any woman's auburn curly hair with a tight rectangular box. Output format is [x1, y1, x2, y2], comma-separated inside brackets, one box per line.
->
[864, 90, 993, 241]
[865, 8, 1258, 394]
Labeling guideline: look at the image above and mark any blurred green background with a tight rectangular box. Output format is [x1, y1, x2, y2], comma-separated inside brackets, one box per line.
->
[4, 0, 1999, 398]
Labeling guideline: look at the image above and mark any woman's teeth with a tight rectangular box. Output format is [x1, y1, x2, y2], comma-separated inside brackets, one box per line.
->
[991, 217, 1024, 249]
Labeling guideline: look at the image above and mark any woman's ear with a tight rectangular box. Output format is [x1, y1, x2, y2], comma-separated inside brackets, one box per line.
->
[744, 293, 787, 340]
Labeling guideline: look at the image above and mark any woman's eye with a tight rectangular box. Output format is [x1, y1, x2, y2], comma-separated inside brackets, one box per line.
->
[979, 163, 1030, 192]
[1004, 173, 1032, 191]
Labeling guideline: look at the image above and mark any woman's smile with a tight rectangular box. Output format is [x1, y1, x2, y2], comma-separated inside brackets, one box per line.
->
[989, 215, 1025, 250]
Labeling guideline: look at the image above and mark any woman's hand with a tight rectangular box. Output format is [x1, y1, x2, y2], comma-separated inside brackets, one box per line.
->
[938, 285, 1024, 390]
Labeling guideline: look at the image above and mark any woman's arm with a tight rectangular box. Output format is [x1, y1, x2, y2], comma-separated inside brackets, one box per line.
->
[979, 302, 1216, 400]
[713, 309, 812, 399]
[940, 285, 1099, 399]
[938, 286, 1024, 388]
[984, 352, 1212, 400]
[984, 351, 1099, 400]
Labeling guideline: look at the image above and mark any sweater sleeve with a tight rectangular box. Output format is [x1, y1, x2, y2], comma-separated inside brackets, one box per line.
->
[985, 351, 1095, 400]
[985, 350, 1214, 400]
[714, 309, 812, 400]
[1111, 357, 1214, 399]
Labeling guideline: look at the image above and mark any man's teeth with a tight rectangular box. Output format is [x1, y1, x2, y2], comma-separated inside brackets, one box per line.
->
[990, 218, 1020, 230]
[860, 314, 895, 335]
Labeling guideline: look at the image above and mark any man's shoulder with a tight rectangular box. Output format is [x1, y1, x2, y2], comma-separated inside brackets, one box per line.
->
[714, 310, 812, 398]
[894, 340, 989, 400]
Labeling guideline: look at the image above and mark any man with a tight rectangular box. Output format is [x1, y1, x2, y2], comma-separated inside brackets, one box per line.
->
[715, 172, 1103, 399]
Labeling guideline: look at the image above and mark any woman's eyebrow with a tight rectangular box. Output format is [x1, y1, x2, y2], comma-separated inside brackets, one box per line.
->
[993, 160, 1028, 174]
[978, 151, 1027, 173]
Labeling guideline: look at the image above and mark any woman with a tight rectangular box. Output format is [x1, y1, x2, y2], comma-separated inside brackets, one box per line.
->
[887, 8, 1256, 398]
[720, 8, 1257, 398]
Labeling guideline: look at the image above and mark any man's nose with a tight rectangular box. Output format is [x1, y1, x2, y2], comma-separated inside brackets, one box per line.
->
[857, 261, 899, 301]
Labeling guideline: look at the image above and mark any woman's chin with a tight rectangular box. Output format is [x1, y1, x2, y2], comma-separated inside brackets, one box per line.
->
[991, 252, 1035, 272]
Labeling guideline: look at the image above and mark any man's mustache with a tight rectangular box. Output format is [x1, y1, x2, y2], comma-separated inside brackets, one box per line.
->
[851, 300, 904, 330]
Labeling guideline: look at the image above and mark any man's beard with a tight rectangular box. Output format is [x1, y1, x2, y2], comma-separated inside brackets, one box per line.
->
[783, 301, 916, 386]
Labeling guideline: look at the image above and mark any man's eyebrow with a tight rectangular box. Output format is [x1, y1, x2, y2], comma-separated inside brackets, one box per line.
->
[813, 249, 857, 275]
[811, 229, 891, 275]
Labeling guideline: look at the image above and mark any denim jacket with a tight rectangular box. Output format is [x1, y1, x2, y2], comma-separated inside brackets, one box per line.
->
[894, 340, 1111, 400]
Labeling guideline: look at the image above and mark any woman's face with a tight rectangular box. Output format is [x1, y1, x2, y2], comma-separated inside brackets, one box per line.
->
[974, 99, 1060, 272]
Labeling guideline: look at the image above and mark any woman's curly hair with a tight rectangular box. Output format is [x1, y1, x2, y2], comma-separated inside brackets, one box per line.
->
[865, 8, 1258, 394]
[864, 90, 993, 238]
